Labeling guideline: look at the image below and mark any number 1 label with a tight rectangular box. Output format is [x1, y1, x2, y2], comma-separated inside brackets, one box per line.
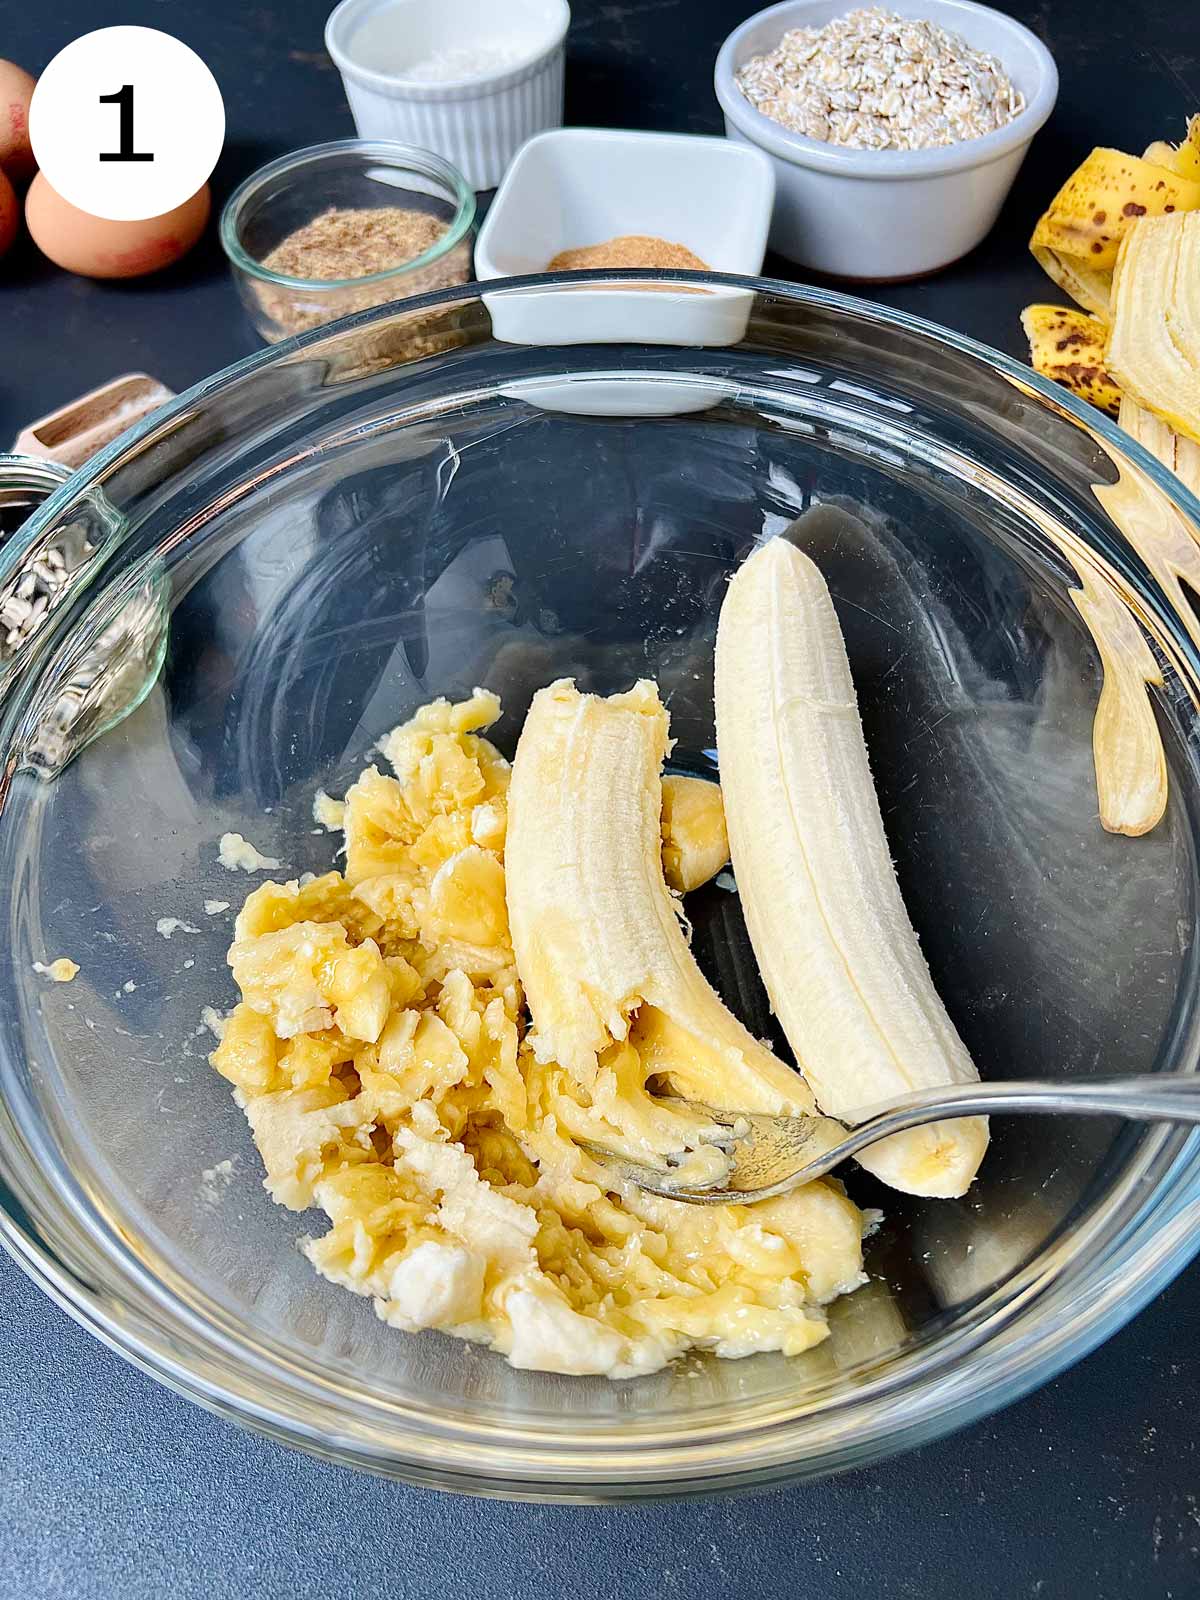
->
[29, 26, 224, 220]
[99, 84, 153, 162]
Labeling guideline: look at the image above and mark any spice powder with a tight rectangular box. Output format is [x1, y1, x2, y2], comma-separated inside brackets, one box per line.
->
[547, 234, 711, 271]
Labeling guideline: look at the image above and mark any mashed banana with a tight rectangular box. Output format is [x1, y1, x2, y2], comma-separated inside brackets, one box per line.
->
[210, 690, 867, 1377]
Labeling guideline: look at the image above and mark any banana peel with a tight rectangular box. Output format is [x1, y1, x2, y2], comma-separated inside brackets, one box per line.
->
[1030, 145, 1200, 316]
[1107, 212, 1200, 446]
[1020, 304, 1122, 415]
[1070, 564, 1168, 838]
[1143, 140, 1182, 171]
[1119, 392, 1200, 499]
[1030, 248, 1114, 320]
[1180, 116, 1200, 181]
[1031, 147, 1200, 271]
[1096, 399, 1200, 664]
[1078, 394, 1200, 840]
[1177, 434, 1200, 499]
[1024, 125, 1200, 840]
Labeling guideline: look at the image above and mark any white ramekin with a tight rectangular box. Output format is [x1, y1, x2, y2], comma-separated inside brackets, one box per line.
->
[325, 0, 570, 190]
[715, 0, 1058, 280]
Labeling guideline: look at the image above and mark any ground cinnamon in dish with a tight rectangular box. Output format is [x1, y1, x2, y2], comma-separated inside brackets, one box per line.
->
[262, 207, 449, 280]
[547, 234, 711, 271]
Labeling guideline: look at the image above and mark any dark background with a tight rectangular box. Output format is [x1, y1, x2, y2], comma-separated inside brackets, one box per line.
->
[2, 2, 1199, 1596]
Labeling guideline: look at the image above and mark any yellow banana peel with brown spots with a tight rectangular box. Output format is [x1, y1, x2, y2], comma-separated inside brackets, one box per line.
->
[1029, 142, 1200, 318]
[1020, 304, 1122, 415]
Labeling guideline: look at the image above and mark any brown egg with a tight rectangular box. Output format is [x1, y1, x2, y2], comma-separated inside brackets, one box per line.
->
[0, 166, 17, 258]
[0, 59, 36, 185]
[26, 176, 211, 278]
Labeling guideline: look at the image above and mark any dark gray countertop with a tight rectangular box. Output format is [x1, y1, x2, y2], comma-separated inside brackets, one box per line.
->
[2, 3, 1199, 1595]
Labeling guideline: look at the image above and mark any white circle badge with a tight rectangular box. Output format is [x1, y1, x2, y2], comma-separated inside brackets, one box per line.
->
[30, 26, 225, 220]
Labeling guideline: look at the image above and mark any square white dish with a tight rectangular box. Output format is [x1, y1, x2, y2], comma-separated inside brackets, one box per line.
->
[474, 127, 775, 349]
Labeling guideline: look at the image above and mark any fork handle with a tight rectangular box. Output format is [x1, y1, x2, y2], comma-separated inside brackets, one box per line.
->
[846, 1075, 1200, 1139]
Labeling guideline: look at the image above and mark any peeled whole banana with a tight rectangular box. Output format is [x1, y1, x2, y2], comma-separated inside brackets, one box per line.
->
[714, 539, 988, 1199]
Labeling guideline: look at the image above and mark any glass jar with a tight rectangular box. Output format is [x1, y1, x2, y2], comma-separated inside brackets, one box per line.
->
[219, 138, 475, 343]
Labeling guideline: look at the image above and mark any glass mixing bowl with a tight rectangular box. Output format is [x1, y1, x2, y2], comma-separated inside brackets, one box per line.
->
[3, 275, 1200, 1501]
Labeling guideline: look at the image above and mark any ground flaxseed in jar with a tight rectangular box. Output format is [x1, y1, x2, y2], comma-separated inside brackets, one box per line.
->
[252, 206, 469, 340]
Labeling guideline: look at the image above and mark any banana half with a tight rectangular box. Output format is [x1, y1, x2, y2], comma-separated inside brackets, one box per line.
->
[714, 539, 988, 1198]
[505, 678, 815, 1151]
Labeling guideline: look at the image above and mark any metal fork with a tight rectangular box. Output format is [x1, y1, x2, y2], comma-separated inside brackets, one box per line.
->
[578, 1076, 1200, 1204]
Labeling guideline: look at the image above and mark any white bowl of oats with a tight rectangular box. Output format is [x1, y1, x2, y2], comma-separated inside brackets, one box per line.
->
[715, 0, 1057, 279]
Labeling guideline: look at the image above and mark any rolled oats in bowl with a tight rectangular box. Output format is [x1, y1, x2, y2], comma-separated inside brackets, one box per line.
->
[735, 6, 1026, 152]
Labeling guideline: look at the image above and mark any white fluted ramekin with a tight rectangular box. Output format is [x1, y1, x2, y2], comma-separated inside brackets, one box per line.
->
[326, 0, 570, 191]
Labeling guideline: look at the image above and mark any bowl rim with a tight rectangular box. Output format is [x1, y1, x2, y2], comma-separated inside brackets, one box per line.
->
[3, 269, 1200, 1496]
[218, 137, 477, 292]
[714, 0, 1059, 179]
[9, 269, 1194, 542]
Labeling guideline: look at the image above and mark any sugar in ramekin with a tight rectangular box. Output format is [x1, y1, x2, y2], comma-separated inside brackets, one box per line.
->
[326, 0, 570, 190]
